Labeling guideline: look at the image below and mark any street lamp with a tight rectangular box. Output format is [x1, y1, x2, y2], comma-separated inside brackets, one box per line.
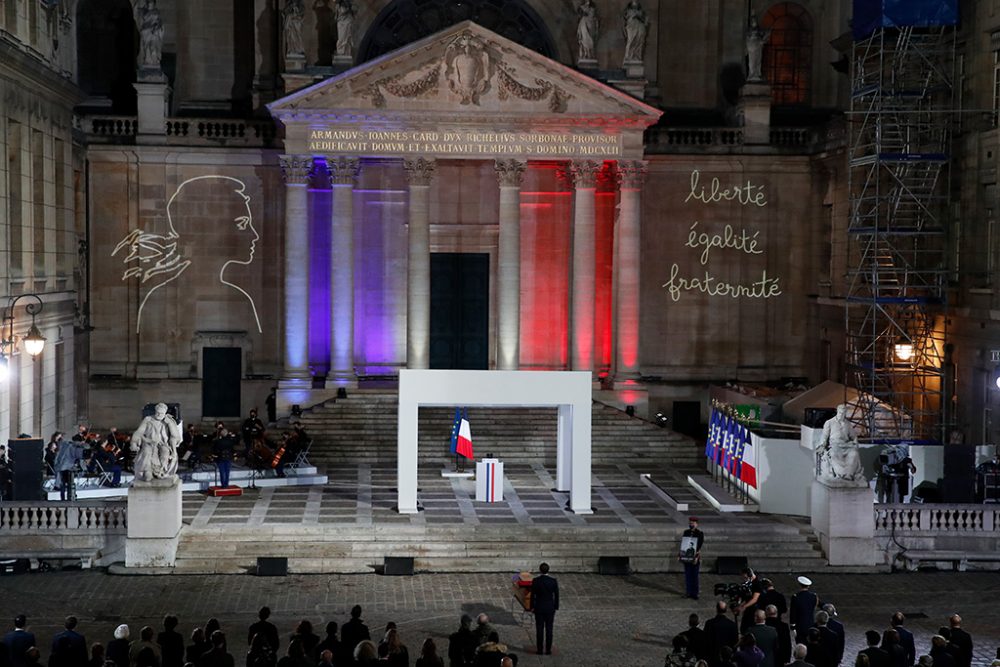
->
[0, 294, 46, 377]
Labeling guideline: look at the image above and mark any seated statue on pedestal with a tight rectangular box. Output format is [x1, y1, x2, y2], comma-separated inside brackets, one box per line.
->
[816, 404, 867, 487]
[131, 402, 182, 483]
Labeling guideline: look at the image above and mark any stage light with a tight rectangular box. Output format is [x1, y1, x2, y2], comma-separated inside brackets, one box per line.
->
[654, 412, 668, 427]
[291, 404, 302, 417]
[894, 341, 914, 362]
[337, 387, 348, 399]
[625, 405, 635, 417]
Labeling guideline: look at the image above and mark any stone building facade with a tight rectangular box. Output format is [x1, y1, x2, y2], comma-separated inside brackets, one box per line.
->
[2, 0, 999, 448]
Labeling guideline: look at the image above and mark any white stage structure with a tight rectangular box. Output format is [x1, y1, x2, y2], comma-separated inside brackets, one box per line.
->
[397, 370, 593, 514]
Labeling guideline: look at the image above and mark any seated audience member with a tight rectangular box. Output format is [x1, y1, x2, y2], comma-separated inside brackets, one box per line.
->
[106, 625, 130, 667]
[354, 640, 380, 667]
[246, 633, 276, 667]
[734, 634, 764, 667]
[416, 637, 445, 667]
[185, 629, 208, 666]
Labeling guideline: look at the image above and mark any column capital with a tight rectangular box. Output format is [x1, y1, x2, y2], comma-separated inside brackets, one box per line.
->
[568, 159, 602, 189]
[403, 157, 436, 186]
[617, 160, 648, 190]
[494, 159, 527, 188]
[279, 155, 313, 185]
[325, 156, 361, 186]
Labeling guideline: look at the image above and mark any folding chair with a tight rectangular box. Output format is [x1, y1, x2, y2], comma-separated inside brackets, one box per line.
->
[287, 438, 313, 471]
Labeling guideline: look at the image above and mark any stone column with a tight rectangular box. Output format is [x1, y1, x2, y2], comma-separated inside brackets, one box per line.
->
[404, 158, 436, 369]
[325, 157, 359, 387]
[614, 160, 647, 383]
[569, 160, 601, 376]
[495, 159, 526, 370]
[280, 155, 313, 383]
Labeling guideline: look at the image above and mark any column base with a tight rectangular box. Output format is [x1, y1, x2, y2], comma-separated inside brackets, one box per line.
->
[325, 373, 358, 390]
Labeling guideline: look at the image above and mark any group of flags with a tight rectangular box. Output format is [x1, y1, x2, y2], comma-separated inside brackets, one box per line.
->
[449, 407, 475, 459]
[705, 408, 757, 488]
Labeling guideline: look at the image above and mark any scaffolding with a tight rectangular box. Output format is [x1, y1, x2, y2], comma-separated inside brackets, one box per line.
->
[846, 5, 958, 445]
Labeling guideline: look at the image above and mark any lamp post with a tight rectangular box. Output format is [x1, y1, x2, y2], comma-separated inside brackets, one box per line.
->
[0, 294, 46, 379]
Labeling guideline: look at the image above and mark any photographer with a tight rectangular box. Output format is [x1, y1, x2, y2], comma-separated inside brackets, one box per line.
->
[735, 568, 763, 633]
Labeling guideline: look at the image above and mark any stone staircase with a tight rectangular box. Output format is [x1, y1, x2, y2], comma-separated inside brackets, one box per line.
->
[292, 389, 699, 468]
[173, 520, 826, 574]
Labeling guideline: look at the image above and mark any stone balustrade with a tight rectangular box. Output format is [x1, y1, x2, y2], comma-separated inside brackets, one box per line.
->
[874, 503, 1000, 533]
[645, 125, 821, 153]
[0, 501, 127, 533]
[84, 116, 277, 147]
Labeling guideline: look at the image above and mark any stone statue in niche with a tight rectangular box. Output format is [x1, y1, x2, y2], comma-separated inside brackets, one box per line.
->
[282, 0, 306, 57]
[131, 402, 182, 482]
[622, 0, 649, 64]
[335, 0, 355, 57]
[576, 0, 598, 63]
[745, 14, 772, 82]
[816, 404, 867, 487]
[136, 0, 164, 71]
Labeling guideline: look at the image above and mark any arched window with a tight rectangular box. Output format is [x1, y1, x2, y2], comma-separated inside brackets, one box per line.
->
[761, 2, 812, 105]
[358, 0, 556, 65]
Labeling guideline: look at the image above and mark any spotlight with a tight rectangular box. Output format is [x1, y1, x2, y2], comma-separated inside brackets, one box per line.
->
[337, 387, 348, 399]
[291, 404, 302, 417]
[894, 341, 914, 362]
[654, 412, 668, 427]
[625, 405, 635, 417]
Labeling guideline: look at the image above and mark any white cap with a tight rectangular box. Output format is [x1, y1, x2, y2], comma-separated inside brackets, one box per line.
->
[797, 576, 812, 586]
[114, 624, 130, 640]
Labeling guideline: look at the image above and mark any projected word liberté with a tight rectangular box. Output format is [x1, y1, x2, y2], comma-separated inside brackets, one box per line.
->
[663, 169, 782, 301]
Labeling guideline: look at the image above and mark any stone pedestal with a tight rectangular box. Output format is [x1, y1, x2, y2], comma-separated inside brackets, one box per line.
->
[285, 54, 306, 72]
[623, 60, 645, 79]
[126, 476, 182, 568]
[577, 58, 598, 70]
[738, 82, 771, 145]
[133, 82, 170, 141]
[810, 478, 877, 566]
[333, 54, 353, 67]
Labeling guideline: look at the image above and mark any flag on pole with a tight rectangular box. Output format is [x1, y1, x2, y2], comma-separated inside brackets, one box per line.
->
[741, 429, 758, 488]
[730, 421, 746, 478]
[456, 411, 474, 459]
[721, 416, 734, 470]
[449, 407, 462, 455]
[705, 410, 718, 459]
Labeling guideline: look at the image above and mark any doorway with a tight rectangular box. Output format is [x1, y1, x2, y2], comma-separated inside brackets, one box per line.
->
[430, 253, 489, 369]
[202, 347, 242, 417]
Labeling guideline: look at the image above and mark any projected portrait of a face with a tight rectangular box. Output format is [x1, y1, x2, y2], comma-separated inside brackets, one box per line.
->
[113, 175, 263, 334]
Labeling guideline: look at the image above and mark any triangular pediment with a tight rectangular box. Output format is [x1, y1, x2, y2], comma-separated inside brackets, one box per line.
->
[269, 21, 661, 137]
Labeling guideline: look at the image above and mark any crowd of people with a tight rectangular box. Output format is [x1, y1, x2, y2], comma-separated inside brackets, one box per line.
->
[0, 605, 525, 667]
[663, 570, 990, 667]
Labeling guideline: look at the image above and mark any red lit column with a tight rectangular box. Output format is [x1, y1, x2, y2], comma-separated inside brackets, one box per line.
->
[326, 156, 359, 387]
[495, 159, 526, 370]
[569, 160, 601, 377]
[614, 160, 647, 382]
[404, 158, 436, 369]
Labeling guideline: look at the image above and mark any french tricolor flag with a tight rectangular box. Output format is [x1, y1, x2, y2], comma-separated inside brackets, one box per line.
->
[740, 430, 758, 489]
[456, 417, 474, 459]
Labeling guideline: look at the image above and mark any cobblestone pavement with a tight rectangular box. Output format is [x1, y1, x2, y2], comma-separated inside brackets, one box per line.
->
[1, 569, 997, 667]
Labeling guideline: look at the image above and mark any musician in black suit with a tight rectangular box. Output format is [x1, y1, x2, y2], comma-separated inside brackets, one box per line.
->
[530, 562, 559, 655]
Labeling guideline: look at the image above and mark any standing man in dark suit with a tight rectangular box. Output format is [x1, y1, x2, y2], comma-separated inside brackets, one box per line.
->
[765, 605, 791, 667]
[859, 630, 889, 667]
[680, 517, 705, 599]
[530, 562, 559, 656]
[947, 615, 973, 667]
[2, 615, 36, 667]
[822, 605, 845, 667]
[890, 613, 915, 667]
[50, 616, 87, 666]
[760, 579, 787, 620]
[704, 602, 739, 667]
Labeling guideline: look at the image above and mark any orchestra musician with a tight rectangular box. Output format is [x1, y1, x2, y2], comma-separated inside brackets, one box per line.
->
[241, 409, 265, 457]
[212, 427, 237, 488]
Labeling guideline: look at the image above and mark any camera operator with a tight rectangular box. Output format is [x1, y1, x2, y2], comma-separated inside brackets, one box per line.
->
[876, 445, 916, 503]
[735, 567, 763, 633]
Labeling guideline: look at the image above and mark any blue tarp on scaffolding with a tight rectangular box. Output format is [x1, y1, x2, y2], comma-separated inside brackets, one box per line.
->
[853, 0, 958, 40]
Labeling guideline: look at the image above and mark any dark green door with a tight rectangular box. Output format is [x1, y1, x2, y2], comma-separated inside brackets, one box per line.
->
[203, 347, 242, 417]
[430, 253, 489, 369]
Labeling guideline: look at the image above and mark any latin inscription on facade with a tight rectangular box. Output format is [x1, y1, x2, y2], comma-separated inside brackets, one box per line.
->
[308, 129, 622, 158]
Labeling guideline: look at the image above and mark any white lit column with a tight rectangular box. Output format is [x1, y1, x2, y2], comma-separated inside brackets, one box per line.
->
[404, 158, 436, 369]
[495, 159, 525, 370]
[280, 155, 313, 383]
[614, 160, 647, 382]
[326, 156, 359, 387]
[569, 160, 601, 376]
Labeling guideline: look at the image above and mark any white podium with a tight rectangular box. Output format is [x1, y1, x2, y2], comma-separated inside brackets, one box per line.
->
[475, 459, 504, 502]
